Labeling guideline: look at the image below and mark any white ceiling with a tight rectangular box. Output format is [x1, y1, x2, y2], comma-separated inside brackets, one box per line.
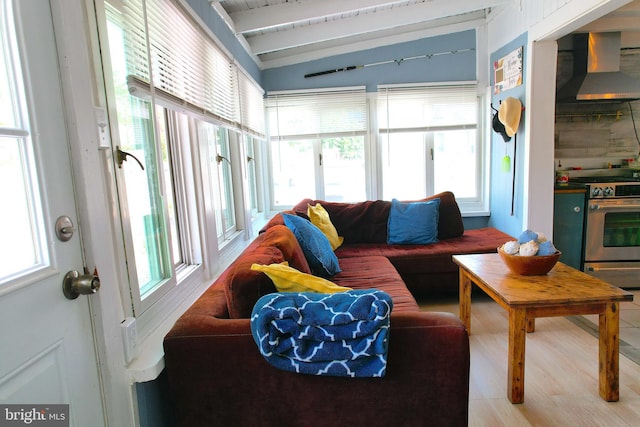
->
[210, 0, 640, 70]
[578, 0, 640, 47]
[211, 0, 510, 69]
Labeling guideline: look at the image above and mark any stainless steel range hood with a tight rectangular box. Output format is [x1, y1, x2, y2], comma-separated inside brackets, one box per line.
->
[556, 32, 640, 102]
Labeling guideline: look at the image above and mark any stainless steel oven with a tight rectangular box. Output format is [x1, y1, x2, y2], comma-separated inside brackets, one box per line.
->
[580, 180, 640, 288]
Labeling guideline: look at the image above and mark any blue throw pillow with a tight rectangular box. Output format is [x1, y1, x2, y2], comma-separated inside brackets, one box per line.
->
[387, 198, 440, 245]
[282, 214, 341, 277]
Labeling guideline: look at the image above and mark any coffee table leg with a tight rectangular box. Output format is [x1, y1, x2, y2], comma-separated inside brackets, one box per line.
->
[508, 308, 526, 403]
[526, 318, 535, 333]
[599, 302, 620, 402]
[459, 269, 472, 333]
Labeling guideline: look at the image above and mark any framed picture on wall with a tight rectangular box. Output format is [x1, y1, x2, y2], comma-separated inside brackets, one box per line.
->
[494, 46, 523, 94]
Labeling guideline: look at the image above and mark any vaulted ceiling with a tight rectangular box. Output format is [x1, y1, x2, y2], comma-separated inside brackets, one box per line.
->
[210, 0, 640, 70]
[210, 0, 510, 69]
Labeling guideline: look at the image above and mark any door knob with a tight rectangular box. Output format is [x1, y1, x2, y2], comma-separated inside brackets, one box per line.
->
[62, 270, 100, 300]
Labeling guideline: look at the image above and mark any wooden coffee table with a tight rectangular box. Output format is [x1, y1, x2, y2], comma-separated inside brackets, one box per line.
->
[452, 253, 633, 404]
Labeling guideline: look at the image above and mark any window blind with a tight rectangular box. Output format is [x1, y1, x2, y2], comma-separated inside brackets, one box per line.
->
[237, 69, 266, 137]
[265, 87, 367, 140]
[378, 83, 477, 133]
[114, 0, 264, 136]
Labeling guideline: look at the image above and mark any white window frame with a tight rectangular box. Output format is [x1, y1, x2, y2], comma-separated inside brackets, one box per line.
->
[198, 122, 241, 246]
[265, 84, 487, 214]
[377, 82, 488, 214]
[244, 134, 262, 217]
[0, 0, 48, 289]
[265, 86, 369, 208]
[160, 109, 203, 279]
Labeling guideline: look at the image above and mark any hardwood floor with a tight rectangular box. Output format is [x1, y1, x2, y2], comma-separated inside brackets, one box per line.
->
[419, 290, 640, 427]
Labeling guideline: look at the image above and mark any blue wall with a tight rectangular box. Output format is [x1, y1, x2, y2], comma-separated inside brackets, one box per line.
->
[185, 0, 475, 93]
[262, 30, 476, 92]
[186, 0, 262, 84]
[488, 32, 528, 238]
[136, 370, 175, 427]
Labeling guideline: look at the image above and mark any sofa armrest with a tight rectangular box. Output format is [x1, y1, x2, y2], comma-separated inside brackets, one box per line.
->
[164, 310, 469, 427]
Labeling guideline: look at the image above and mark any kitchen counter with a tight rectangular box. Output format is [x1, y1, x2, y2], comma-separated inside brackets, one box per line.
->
[554, 182, 587, 193]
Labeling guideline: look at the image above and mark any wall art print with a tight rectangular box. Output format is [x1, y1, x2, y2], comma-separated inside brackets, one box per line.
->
[494, 46, 523, 94]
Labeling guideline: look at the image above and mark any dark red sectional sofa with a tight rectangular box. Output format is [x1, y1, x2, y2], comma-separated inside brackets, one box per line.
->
[164, 192, 512, 426]
[290, 194, 512, 297]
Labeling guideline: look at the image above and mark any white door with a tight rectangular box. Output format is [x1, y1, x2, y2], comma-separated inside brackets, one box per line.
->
[0, 0, 105, 425]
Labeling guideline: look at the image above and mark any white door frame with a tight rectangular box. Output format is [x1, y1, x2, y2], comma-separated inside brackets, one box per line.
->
[49, 0, 137, 425]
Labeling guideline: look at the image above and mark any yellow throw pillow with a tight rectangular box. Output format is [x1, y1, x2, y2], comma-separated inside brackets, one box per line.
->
[251, 262, 351, 293]
[307, 203, 344, 250]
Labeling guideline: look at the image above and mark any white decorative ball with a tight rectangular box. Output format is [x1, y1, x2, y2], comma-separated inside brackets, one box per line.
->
[518, 240, 539, 257]
[501, 240, 520, 255]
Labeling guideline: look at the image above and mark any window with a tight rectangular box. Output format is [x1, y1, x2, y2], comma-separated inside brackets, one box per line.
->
[265, 84, 482, 212]
[244, 134, 263, 217]
[0, 0, 47, 283]
[199, 122, 237, 244]
[268, 136, 367, 205]
[155, 108, 182, 267]
[322, 136, 366, 202]
[380, 130, 478, 200]
[101, 0, 264, 316]
[266, 87, 368, 206]
[380, 132, 426, 200]
[158, 108, 202, 277]
[270, 138, 315, 205]
[378, 83, 485, 213]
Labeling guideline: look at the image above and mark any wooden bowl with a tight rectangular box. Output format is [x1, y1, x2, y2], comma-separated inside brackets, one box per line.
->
[498, 247, 561, 275]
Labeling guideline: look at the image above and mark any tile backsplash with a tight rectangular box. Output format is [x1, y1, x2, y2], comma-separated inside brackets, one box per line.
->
[555, 40, 640, 169]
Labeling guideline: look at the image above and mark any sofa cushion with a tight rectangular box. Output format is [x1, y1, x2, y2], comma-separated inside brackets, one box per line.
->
[258, 225, 311, 274]
[225, 245, 283, 318]
[294, 199, 391, 244]
[332, 256, 419, 313]
[387, 198, 440, 245]
[251, 262, 351, 293]
[283, 214, 341, 277]
[259, 210, 298, 234]
[307, 203, 344, 250]
[415, 191, 464, 239]
[336, 228, 511, 271]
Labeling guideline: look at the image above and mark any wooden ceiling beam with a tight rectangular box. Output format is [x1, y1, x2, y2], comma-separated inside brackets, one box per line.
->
[231, 0, 403, 34]
[259, 16, 483, 69]
[247, 0, 507, 55]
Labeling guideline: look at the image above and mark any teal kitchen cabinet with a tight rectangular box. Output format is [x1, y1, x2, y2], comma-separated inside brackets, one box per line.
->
[553, 189, 586, 269]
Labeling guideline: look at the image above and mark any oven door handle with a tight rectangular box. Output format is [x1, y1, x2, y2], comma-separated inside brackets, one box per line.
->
[590, 203, 640, 210]
[586, 266, 640, 272]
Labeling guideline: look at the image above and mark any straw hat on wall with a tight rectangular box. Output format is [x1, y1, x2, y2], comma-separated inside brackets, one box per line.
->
[498, 97, 522, 137]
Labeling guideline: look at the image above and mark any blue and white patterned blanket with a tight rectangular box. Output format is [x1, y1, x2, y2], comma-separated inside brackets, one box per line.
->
[250, 289, 392, 378]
